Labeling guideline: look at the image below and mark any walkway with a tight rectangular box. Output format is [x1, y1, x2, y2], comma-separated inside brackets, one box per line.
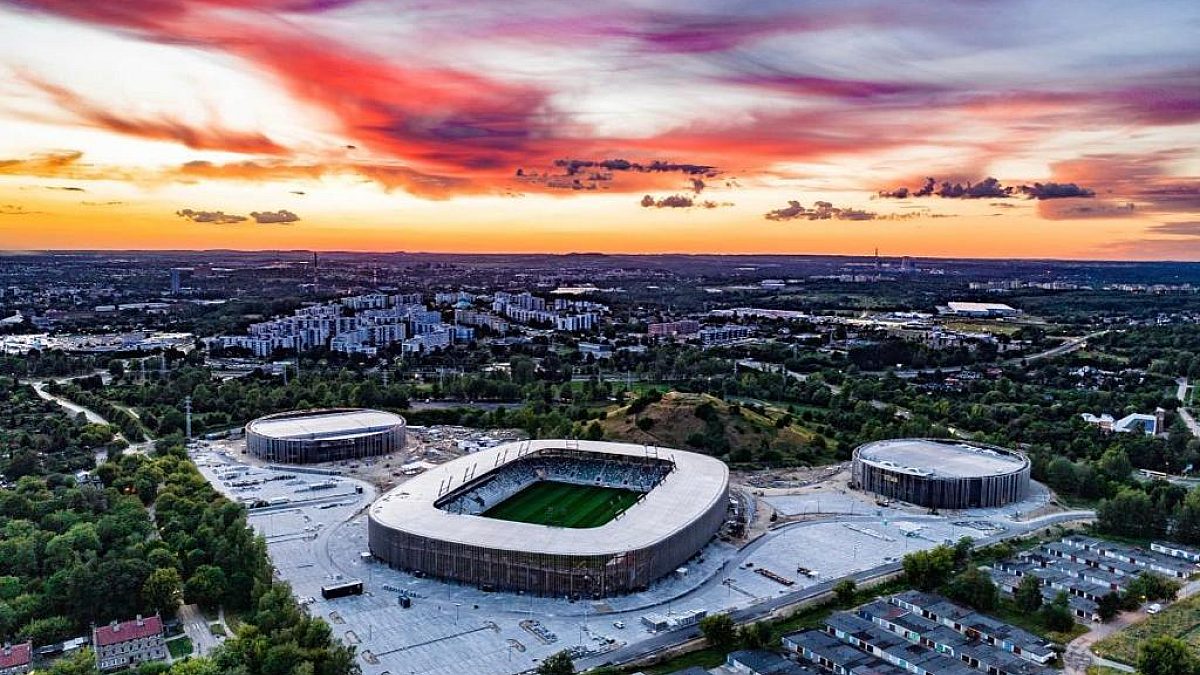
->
[1177, 378, 1199, 438]
[177, 603, 223, 656]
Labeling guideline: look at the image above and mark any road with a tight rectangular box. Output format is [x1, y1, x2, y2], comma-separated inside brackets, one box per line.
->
[177, 603, 222, 657]
[1177, 378, 1199, 438]
[579, 510, 1094, 672]
[29, 378, 154, 463]
[1010, 330, 1108, 365]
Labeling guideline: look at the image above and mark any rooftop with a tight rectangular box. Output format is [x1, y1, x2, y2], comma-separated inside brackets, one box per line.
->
[247, 408, 405, 441]
[93, 615, 163, 647]
[855, 439, 1027, 478]
[0, 642, 31, 668]
[370, 440, 728, 556]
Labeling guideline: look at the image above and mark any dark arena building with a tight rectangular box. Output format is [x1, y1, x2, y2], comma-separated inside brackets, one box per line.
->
[852, 438, 1030, 509]
[245, 408, 406, 463]
[368, 440, 729, 597]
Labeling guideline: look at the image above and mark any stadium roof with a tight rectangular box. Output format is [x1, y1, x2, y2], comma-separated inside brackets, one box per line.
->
[370, 440, 728, 556]
[855, 439, 1027, 478]
[247, 409, 405, 441]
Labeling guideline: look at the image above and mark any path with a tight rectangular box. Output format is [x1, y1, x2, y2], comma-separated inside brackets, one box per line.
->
[1010, 330, 1108, 365]
[1177, 378, 1199, 438]
[1064, 575, 1200, 674]
[177, 603, 222, 657]
[30, 379, 154, 464]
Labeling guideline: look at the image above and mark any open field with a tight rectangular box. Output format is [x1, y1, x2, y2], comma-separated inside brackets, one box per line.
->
[1092, 593, 1200, 664]
[481, 480, 641, 528]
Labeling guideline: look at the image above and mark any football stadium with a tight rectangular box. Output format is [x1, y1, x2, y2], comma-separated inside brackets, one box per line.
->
[368, 440, 729, 597]
[245, 408, 406, 463]
[852, 438, 1030, 509]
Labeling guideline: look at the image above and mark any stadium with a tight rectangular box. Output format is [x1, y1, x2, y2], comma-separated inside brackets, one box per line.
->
[852, 438, 1030, 509]
[245, 408, 406, 463]
[368, 440, 729, 597]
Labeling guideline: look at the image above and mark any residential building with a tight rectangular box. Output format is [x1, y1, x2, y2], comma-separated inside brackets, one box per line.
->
[93, 614, 167, 672]
[0, 642, 31, 675]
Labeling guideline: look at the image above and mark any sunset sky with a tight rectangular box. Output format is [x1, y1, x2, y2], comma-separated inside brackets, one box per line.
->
[0, 0, 1197, 258]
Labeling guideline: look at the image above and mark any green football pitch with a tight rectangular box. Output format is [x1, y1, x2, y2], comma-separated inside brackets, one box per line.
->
[481, 480, 642, 528]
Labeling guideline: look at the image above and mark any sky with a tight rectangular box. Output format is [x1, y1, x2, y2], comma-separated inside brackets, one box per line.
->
[0, 0, 1197, 259]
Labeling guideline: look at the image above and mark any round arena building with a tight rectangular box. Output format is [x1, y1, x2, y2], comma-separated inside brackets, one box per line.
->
[368, 440, 729, 597]
[852, 438, 1030, 509]
[245, 408, 406, 463]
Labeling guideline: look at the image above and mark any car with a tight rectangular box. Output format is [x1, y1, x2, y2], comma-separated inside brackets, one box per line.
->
[1147, 603, 1163, 614]
[612, 621, 625, 629]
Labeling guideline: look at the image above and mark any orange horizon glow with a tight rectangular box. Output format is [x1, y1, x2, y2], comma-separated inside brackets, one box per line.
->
[0, 1, 1197, 258]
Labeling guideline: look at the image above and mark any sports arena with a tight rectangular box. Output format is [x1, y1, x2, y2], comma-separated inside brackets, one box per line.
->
[368, 440, 729, 597]
[245, 408, 406, 463]
[852, 438, 1030, 509]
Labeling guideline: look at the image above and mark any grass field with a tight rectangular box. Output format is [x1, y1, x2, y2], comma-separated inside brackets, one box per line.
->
[1093, 593, 1200, 665]
[482, 480, 641, 528]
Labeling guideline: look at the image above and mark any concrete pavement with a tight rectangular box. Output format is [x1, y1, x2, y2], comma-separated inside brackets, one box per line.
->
[177, 603, 222, 657]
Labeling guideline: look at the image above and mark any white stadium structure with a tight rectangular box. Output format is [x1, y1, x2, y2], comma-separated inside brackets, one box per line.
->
[368, 439, 730, 597]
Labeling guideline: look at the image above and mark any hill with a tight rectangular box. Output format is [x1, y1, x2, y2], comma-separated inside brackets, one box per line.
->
[595, 391, 832, 467]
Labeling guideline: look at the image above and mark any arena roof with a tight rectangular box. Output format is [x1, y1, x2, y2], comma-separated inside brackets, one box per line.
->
[370, 440, 729, 556]
[855, 439, 1027, 479]
[246, 409, 405, 441]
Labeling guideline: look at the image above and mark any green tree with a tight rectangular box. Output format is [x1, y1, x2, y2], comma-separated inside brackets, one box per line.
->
[1137, 636, 1200, 675]
[944, 567, 998, 611]
[833, 579, 857, 606]
[699, 613, 737, 650]
[143, 567, 183, 616]
[1097, 591, 1123, 622]
[738, 621, 773, 650]
[46, 648, 98, 675]
[1038, 592, 1075, 633]
[1014, 575, 1043, 613]
[902, 545, 956, 591]
[537, 650, 575, 675]
[184, 565, 227, 609]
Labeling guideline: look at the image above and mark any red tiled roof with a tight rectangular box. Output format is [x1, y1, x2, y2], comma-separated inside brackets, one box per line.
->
[93, 615, 164, 647]
[0, 642, 31, 668]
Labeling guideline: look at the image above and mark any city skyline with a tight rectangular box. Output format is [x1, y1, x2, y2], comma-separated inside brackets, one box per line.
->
[0, 1, 1198, 259]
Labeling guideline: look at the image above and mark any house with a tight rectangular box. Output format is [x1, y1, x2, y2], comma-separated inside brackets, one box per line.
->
[0, 642, 31, 675]
[93, 614, 168, 672]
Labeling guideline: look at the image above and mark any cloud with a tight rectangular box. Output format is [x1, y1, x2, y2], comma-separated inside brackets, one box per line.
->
[879, 176, 1097, 201]
[641, 194, 693, 208]
[1019, 182, 1095, 199]
[45, 185, 86, 192]
[0, 150, 85, 176]
[639, 194, 729, 209]
[765, 200, 877, 221]
[176, 209, 248, 224]
[250, 209, 300, 224]
[24, 76, 287, 155]
[1148, 221, 1200, 237]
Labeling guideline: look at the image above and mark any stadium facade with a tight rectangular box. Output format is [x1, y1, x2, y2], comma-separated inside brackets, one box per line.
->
[245, 408, 406, 463]
[368, 440, 729, 597]
[852, 438, 1030, 509]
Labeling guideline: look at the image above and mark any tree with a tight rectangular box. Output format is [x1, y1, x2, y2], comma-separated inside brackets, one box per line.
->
[738, 621, 773, 650]
[184, 565, 227, 609]
[902, 545, 956, 591]
[46, 648, 98, 675]
[1014, 575, 1043, 613]
[699, 613, 737, 651]
[833, 579, 857, 606]
[1137, 636, 1200, 675]
[1125, 572, 1180, 603]
[537, 650, 575, 675]
[1039, 592, 1075, 633]
[944, 567, 998, 611]
[143, 567, 183, 616]
[953, 537, 975, 567]
[1097, 591, 1123, 622]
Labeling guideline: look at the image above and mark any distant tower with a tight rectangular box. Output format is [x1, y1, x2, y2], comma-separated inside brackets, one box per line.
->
[169, 268, 182, 295]
[311, 252, 319, 294]
[900, 256, 914, 273]
[874, 247, 881, 271]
